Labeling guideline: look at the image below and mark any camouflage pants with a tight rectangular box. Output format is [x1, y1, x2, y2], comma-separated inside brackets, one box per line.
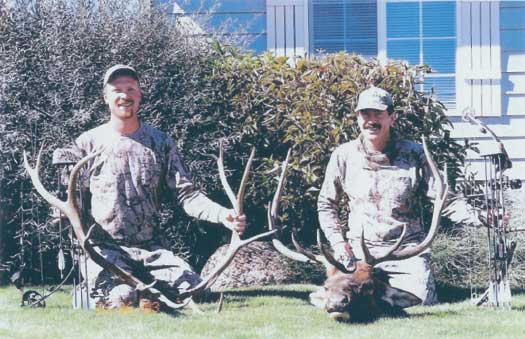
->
[353, 242, 437, 305]
[74, 245, 201, 310]
[374, 253, 437, 305]
[310, 250, 437, 308]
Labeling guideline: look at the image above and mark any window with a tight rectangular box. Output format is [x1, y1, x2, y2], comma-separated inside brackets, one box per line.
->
[385, 0, 456, 110]
[309, 0, 377, 58]
[308, 0, 457, 110]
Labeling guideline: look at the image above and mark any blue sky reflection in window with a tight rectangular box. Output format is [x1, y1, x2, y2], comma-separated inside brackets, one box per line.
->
[387, 0, 456, 109]
[310, 0, 378, 57]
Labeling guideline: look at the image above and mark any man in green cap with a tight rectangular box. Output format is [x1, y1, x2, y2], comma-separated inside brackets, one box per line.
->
[317, 86, 437, 306]
[55, 64, 245, 310]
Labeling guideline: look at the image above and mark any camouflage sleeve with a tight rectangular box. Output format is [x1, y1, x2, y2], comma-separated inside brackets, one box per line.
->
[165, 141, 229, 224]
[317, 149, 346, 247]
[52, 135, 90, 189]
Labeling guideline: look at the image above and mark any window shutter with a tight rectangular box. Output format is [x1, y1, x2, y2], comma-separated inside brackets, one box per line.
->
[266, 0, 309, 59]
[456, 1, 501, 116]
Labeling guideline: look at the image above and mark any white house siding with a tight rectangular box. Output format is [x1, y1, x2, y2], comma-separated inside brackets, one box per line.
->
[266, 0, 309, 59]
[450, 1, 525, 180]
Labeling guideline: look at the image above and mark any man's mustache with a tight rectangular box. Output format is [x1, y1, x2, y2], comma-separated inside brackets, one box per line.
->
[365, 123, 382, 129]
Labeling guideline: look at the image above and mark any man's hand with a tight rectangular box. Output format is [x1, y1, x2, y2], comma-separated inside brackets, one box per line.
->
[222, 209, 246, 236]
[333, 241, 357, 270]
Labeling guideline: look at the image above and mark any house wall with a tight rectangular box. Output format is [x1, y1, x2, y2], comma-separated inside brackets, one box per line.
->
[449, 1, 525, 180]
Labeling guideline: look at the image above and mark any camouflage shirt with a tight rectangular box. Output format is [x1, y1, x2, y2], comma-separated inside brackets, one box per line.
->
[318, 135, 436, 250]
[65, 122, 229, 246]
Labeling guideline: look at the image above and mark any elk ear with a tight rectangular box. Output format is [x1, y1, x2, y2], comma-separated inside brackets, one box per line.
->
[381, 285, 421, 308]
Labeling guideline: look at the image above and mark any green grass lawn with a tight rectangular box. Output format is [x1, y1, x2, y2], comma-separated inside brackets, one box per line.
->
[1, 284, 524, 339]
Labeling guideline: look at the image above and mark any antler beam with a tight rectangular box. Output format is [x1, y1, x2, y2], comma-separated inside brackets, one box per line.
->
[360, 136, 449, 265]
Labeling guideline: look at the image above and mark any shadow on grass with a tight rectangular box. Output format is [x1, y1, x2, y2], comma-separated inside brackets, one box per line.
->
[409, 309, 460, 318]
[201, 283, 487, 306]
[436, 283, 525, 308]
[203, 282, 525, 305]
[199, 288, 312, 303]
[199, 288, 464, 324]
[436, 283, 471, 303]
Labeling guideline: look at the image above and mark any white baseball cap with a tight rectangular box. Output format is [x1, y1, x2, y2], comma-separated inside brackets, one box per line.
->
[103, 64, 139, 87]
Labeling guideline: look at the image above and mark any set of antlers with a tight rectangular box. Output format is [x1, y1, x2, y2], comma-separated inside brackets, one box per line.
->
[23, 140, 277, 311]
[23, 136, 448, 310]
[268, 137, 449, 273]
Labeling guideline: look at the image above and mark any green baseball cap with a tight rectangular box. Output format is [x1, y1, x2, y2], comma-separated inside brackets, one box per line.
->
[355, 86, 393, 112]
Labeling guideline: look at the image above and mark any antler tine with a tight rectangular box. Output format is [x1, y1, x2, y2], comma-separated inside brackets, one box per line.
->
[23, 147, 104, 244]
[290, 232, 322, 264]
[176, 228, 278, 300]
[237, 147, 255, 215]
[266, 149, 328, 266]
[370, 137, 448, 263]
[65, 148, 104, 210]
[360, 225, 407, 266]
[271, 148, 291, 218]
[217, 140, 256, 243]
[267, 200, 324, 265]
[317, 229, 356, 274]
[217, 139, 239, 212]
[388, 137, 448, 260]
[62, 148, 105, 244]
[23, 147, 66, 212]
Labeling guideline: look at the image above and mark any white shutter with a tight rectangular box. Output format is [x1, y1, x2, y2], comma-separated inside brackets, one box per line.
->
[266, 0, 309, 60]
[456, 0, 501, 116]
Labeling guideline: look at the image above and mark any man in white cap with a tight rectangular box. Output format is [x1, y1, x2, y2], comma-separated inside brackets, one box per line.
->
[317, 86, 437, 305]
[55, 64, 246, 310]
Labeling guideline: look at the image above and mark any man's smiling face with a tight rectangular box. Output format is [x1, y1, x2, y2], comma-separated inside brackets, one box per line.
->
[356, 109, 396, 146]
[104, 75, 142, 121]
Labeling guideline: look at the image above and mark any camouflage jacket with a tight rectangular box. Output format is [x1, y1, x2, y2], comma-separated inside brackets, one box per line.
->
[318, 135, 436, 251]
[57, 122, 229, 246]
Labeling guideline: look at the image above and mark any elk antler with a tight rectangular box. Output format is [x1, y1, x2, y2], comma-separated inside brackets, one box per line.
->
[23, 147, 187, 309]
[175, 141, 277, 300]
[265, 149, 354, 272]
[316, 229, 357, 274]
[361, 137, 449, 266]
[24, 143, 277, 310]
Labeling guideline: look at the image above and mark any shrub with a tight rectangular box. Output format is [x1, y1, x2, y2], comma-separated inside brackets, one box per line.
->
[432, 188, 525, 290]
[205, 50, 467, 245]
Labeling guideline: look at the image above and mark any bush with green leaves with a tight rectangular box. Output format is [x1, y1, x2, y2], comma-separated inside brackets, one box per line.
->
[206, 51, 467, 245]
[1, 0, 467, 286]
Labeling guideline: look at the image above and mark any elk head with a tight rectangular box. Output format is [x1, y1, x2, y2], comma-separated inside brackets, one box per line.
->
[23, 141, 276, 312]
[269, 138, 448, 322]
